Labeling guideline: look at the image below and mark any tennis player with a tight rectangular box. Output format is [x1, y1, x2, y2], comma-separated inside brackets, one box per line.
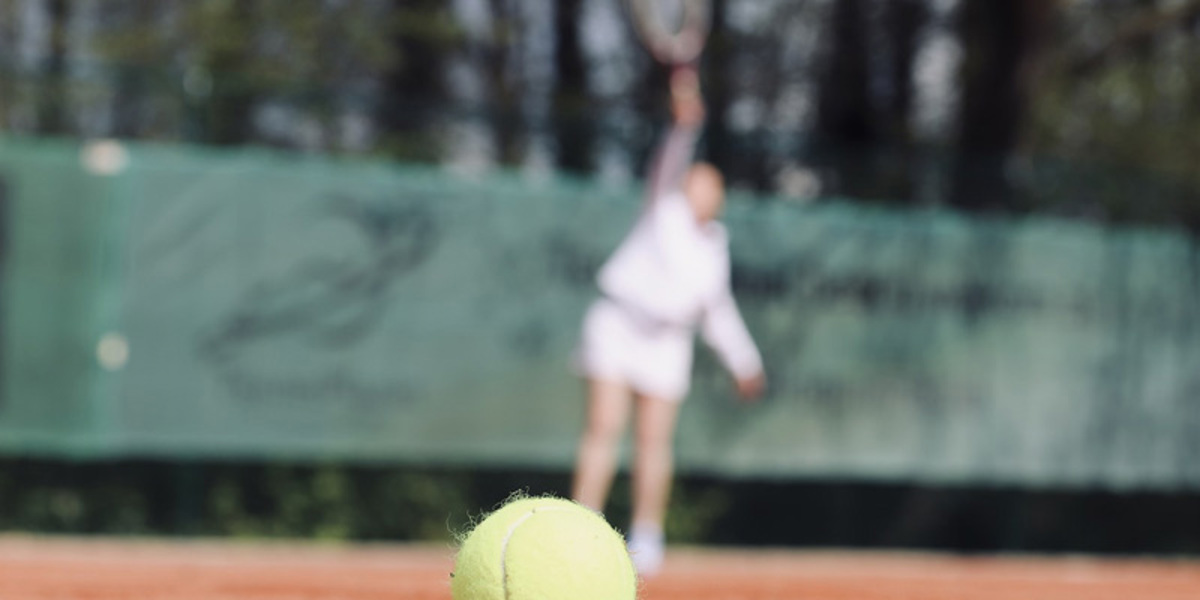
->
[571, 72, 765, 577]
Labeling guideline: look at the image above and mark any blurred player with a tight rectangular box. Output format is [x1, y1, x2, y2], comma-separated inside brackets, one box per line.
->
[571, 70, 766, 577]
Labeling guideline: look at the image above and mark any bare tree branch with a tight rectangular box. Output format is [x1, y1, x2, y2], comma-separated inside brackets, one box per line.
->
[1066, 0, 1200, 76]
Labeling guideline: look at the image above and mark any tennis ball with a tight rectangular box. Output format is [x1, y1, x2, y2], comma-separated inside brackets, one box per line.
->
[451, 496, 637, 600]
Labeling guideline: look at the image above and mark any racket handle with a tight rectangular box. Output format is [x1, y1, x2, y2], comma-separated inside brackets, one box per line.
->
[670, 65, 701, 101]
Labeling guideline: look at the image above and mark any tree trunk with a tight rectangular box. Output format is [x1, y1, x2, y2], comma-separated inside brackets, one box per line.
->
[951, 0, 1051, 211]
[486, 0, 518, 163]
[381, 0, 447, 156]
[814, 0, 879, 200]
[111, 2, 160, 138]
[37, 0, 70, 135]
[702, 0, 733, 174]
[816, 0, 873, 144]
[205, 2, 257, 146]
[883, 0, 926, 141]
[553, 0, 590, 173]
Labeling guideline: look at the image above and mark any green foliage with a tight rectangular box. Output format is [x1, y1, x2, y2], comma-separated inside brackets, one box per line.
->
[393, 4, 464, 54]
[0, 464, 152, 534]
[0, 459, 729, 544]
[0, 460, 480, 542]
[665, 484, 733, 544]
[93, 1, 403, 88]
[1028, 5, 1200, 219]
[207, 466, 357, 539]
[3, 461, 1200, 554]
[351, 469, 474, 541]
[72, 0, 462, 146]
[1032, 58, 1200, 187]
[200, 464, 474, 541]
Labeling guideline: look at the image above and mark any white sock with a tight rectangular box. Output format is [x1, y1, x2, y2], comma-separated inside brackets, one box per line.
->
[626, 522, 665, 576]
[628, 522, 664, 545]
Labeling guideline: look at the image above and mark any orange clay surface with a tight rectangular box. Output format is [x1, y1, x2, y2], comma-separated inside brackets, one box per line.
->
[1, 536, 1199, 600]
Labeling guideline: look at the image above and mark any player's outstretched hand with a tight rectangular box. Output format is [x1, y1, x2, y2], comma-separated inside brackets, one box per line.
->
[735, 372, 766, 403]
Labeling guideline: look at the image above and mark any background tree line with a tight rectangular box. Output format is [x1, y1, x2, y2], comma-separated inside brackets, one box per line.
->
[2, 0, 1200, 227]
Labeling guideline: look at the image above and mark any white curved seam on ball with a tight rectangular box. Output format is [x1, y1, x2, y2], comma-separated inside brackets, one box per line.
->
[499, 506, 572, 600]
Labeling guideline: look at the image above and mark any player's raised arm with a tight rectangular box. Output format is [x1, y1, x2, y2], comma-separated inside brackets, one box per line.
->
[644, 70, 706, 205]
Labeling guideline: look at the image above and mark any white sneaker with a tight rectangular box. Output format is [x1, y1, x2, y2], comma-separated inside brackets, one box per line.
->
[626, 525, 665, 577]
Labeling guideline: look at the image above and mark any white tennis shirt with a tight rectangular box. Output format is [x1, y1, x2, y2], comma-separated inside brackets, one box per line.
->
[596, 124, 764, 380]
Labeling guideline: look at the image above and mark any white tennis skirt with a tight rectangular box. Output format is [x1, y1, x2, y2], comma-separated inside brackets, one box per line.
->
[573, 297, 694, 401]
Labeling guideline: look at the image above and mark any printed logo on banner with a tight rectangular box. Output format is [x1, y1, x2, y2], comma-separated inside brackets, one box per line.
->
[199, 194, 438, 411]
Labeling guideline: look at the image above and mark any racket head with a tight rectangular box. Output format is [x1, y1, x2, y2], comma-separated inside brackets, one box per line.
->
[626, 0, 712, 66]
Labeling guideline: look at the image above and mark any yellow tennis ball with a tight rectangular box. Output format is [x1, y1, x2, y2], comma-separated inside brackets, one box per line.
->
[451, 496, 637, 600]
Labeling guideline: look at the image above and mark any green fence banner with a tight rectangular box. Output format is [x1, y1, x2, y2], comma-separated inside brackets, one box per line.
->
[1, 137, 1199, 490]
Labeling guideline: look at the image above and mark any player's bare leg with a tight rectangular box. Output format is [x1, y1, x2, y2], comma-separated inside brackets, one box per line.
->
[572, 378, 633, 512]
[628, 393, 681, 576]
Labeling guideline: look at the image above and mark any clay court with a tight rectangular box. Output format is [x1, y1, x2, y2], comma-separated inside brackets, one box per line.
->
[2, 536, 1198, 600]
